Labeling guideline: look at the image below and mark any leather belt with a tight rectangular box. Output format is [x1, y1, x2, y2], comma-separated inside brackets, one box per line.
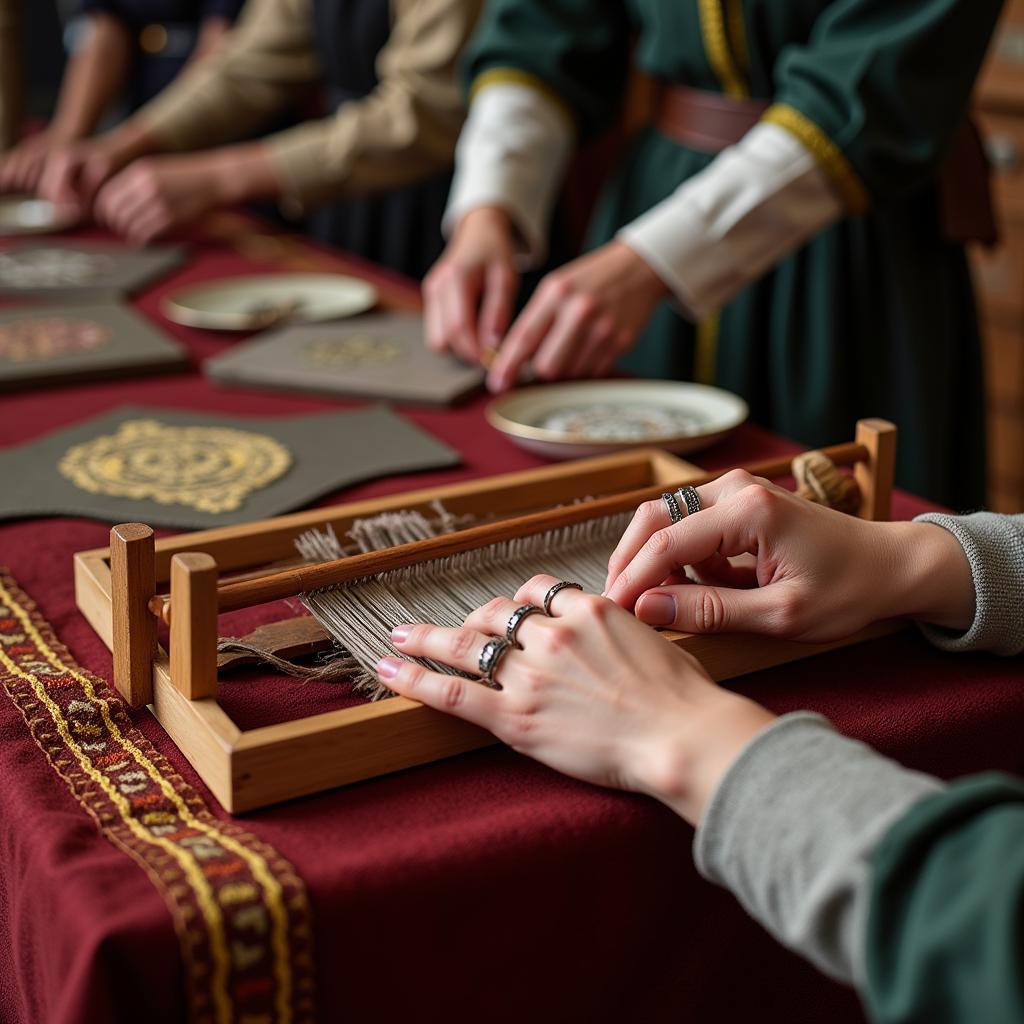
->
[653, 83, 997, 246]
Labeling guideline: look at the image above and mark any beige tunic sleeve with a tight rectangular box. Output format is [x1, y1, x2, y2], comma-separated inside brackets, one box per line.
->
[137, 0, 319, 153]
[138, 0, 480, 210]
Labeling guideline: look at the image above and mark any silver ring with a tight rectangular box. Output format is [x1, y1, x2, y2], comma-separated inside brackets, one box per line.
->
[676, 485, 702, 517]
[505, 604, 542, 648]
[478, 637, 512, 686]
[661, 491, 683, 524]
[542, 581, 583, 615]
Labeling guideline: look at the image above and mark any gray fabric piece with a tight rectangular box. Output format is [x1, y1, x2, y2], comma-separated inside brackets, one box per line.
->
[913, 512, 1024, 656]
[693, 713, 942, 985]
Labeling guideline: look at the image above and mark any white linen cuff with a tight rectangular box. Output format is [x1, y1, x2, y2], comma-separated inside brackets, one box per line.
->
[442, 82, 573, 268]
[618, 122, 843, 319]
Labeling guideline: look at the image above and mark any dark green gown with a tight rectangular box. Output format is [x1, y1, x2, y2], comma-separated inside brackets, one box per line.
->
[463, 0, 1004, 508]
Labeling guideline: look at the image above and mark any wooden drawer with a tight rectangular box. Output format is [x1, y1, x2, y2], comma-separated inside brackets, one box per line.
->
[972, 221, 1024, 325]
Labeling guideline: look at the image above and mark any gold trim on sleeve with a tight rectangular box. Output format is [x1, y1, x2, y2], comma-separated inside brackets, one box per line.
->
[469, 67, 576, 128]
[763, 103, 870, 215]
[697, 0, 749, 99]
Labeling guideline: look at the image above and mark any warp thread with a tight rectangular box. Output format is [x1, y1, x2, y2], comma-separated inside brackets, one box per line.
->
[302, 512, 632, 698]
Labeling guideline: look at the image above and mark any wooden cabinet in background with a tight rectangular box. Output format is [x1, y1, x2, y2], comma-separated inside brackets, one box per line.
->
[973, 0, 1024, 512]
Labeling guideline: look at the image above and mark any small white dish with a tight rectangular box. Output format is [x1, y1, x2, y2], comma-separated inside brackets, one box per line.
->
[162, 273, 378, 330]
[487, 379, 749, 459]
[0, 196, 80, 236]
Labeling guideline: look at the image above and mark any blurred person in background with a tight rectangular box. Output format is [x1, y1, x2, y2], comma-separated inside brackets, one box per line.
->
[0, 0, 244, 194]
[9, 0, 483, 279]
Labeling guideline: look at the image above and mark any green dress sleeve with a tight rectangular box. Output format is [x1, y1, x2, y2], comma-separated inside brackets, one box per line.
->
[766, 0, 1004, 213]
[460, 0, 631, 139]
[866, 773, 1024, 1024]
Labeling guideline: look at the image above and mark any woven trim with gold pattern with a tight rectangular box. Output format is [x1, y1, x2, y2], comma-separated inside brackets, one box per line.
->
[0, 570, 315, 1024]
[697, 0, 749, 100]
[763, 103, 870, 215]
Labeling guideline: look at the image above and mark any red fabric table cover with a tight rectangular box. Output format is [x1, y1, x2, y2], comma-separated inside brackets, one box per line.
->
[1, 224, 1020, 1024]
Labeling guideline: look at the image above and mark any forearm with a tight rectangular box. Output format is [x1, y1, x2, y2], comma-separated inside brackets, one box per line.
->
[195, 141, 283, 204]
[443, 81, 574, 266]
[51, 14, 132, 140]
[691, 713, 943, 983]
[617, 122, 843, 318]
[911, 512, 1024, 655]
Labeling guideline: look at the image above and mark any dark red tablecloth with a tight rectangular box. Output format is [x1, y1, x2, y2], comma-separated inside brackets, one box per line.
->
[2, 223, 1021, 1024]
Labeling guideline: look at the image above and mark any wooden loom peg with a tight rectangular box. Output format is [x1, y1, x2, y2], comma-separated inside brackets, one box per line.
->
[110, 524, 156, 707]
[169, 552, 219, 700]
[854, 418, 897, 521]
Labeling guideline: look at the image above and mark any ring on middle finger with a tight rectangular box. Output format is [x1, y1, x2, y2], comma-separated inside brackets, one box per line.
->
[478, 637, 512, 687]
[505, 604, 543, 648]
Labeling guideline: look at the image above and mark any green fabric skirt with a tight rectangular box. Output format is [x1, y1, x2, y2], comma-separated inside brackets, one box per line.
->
[588, 128, 986, 509]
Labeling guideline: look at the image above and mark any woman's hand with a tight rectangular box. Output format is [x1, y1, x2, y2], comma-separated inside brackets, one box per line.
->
[0, 130, 76, 196]
[484, 240, 668, 393]
[422, 205, 519, 365]
[93, 144, 279, 243]
[36, 126, 151, 216]
[378, 573, 776, 825]
[605, 471, 977, 642]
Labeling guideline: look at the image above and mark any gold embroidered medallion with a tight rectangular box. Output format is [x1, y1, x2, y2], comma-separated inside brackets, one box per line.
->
[303, 333, 401, 369]
[58, 419, 292, 513]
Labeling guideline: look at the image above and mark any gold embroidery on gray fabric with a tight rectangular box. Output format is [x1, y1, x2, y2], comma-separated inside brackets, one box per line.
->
[303, 334, 402, 369]
[58, 419, 292, 513]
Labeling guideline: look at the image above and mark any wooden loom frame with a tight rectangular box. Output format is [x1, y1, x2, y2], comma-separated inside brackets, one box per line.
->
[74, 418, 897, 813]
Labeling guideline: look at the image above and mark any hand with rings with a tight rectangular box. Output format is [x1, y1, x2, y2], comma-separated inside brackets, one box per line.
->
[377, 573, 775, 823]
[604, 469, 976, 643]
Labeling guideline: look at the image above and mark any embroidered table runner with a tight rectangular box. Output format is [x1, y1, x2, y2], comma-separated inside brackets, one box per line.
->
[0, 569, 316, 1023]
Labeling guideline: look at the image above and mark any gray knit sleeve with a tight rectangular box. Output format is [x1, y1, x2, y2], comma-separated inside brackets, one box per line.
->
[913, 512, 1024, 655]
[693, 713, 942, 984]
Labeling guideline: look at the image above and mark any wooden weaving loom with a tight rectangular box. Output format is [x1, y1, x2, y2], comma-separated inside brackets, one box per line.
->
[74, 418, 897, 812]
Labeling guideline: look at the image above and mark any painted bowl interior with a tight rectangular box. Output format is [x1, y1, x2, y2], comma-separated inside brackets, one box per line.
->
[163, 273, 378, 330]
[487, 380, 749, 459]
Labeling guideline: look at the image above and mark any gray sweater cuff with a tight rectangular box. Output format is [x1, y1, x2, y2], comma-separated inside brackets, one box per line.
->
[913, 512, 1024, 656]
[693, 713, 942, 984]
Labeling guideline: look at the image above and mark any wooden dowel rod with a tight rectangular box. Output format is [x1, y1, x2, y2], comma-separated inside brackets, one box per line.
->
[148, 439, 867, 623]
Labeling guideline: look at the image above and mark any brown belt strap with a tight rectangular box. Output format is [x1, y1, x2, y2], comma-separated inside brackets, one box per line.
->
[652, 83, 997, 246]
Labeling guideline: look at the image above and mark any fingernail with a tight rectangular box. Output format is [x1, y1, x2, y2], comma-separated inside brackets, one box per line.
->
[376, 657, 402, 679]
[637, 593, 675, 626]
[390, 625, 412, 644]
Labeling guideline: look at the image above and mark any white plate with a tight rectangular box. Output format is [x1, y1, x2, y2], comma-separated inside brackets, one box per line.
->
[0, 196, 80, 236]
[487, 380, 749, 459]
[162, 273, 378, 330]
